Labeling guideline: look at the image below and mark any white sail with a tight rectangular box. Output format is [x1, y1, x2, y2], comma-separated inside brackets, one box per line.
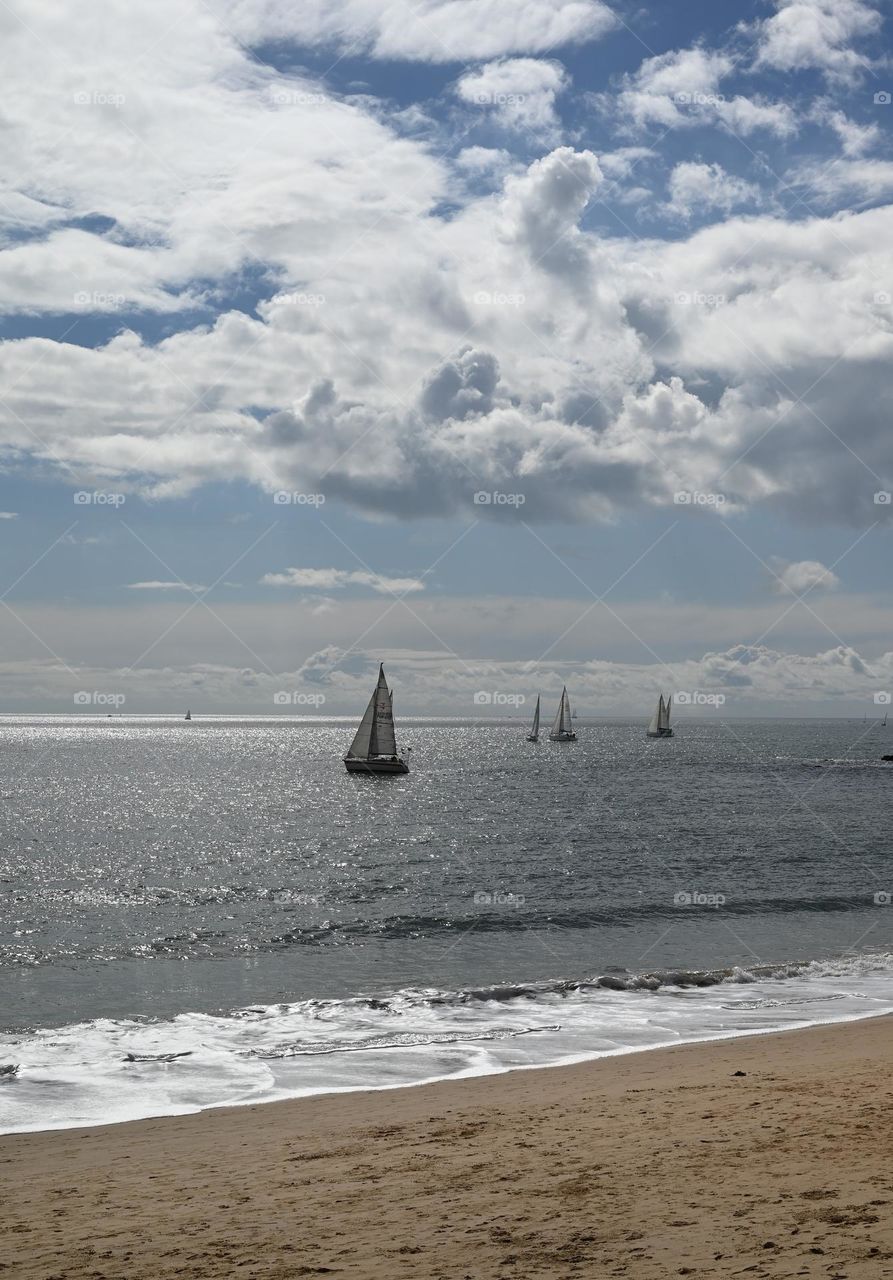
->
[551, 686, 573, 737]
[647, 695, 663, 736]
[529, 695, 540, 738]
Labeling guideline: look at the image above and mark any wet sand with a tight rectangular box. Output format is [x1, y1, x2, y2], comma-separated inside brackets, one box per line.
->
[2, 1016, 893, 1278]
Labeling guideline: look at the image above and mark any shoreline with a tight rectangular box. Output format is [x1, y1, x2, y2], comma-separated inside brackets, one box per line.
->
[3, 1015, 892, 1277]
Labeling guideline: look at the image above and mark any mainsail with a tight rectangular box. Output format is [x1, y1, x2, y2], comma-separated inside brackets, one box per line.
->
[660, 694, 672, 732]
[347, 664, 396, 759]
[529, 695, 540, 739]
[647, 695, 663, 736]
[551, 686, 573, 737]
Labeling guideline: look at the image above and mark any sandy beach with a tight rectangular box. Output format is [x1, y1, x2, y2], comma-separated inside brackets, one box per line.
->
[2, 1017, 892, 1279]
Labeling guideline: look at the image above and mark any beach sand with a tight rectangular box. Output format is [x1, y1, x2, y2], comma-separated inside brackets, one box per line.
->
[2, 1017, 892, 1278]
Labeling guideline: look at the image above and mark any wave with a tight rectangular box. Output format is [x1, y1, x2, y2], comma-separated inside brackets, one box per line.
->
[2, 949, 893, 1134]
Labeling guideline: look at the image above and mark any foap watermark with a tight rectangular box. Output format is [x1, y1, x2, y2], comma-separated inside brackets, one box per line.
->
[874, 891, 891, 905]
[273, 491, 325, 506]
[473, 490, 526, 507]
[271, 90, 326, 107]
[270, 291, 326, 307]
[674, 890, 726, 907]
[270, 889, 322, 905]
[676, 690, 726, 707]
[674, 490, 726, 507]
[874, 491, 891, 505]
[874, 91, 891, 105]
[74, 291, 126, 310]
[474, 889, 526, 908]
[874, 691, 891, 705]
[674, 91, 725, 106]
[874, 291, 891, 305]
[674, 291, 726, 308]
[474, 91, 526, 107]
[74, 691, 126, 708]
[472, 290, 526, 307]
[473, 691, 526, 707]
[273, 691, 326, 707]
[74, 490, 125, 506]
[73, 90, 126, 108]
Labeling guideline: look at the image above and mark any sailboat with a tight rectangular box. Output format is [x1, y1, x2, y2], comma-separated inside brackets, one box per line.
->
[884, 711, 888, 728]
[549, 686, 577, 742]
[184, 709, 192, 721]
[646, 694, 673, 738]
[527, 695, 540, 742]
[344, 664, 409, 774]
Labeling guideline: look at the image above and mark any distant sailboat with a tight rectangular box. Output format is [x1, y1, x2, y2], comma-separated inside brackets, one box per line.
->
[646, 694, 673, 738]
[344, 664, 409, 774]
[527, 695, 540, 742]
[549, 687, 577, 742]
[184, 709, 192, 721]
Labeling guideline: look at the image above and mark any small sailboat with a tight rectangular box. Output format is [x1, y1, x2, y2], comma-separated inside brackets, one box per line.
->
[184, 709, 192, 721]
[527, 695, 541, 742]
[344, 664, 409, 774]
[883, 711, 888, 728]
[549, 686, 577, 742]
[646, 694, 673, 738]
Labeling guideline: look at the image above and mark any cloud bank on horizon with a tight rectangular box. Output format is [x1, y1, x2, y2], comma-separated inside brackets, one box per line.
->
[1, 0, 892, 527]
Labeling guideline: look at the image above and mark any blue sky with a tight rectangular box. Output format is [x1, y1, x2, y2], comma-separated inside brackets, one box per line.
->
[1, 0, 893, 712]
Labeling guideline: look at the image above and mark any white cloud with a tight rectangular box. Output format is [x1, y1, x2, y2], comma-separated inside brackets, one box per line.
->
[0, 512, 18, 520]
[605, 46, 797, 138]
[664, 162, 761, 221]
[770, 559, 841, 594]
[751, 0, 882, 83]
[261, 567, 425, 594]
[455, 58, 569, 135]
[126, 580, 208, 592]
[214, 0, 616, 62]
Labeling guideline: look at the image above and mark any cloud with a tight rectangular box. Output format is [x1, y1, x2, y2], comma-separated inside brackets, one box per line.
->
[215, 0, 617, 62]
[0, 512, 18, 520]
[126, 581, 208, 592]
[664, 161, 761, 220]
[605, 46, 797, 138]
[751, 0, 882, 83]
[770, 559, 841, 594]
[260, 567, 425, 594]
[455, 58, 570, 135]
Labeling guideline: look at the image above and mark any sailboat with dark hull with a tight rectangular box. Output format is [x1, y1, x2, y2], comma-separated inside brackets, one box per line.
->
[549, 687, 577, 742]
[344, 664, 409, 774]
[646, 694, 673, 738]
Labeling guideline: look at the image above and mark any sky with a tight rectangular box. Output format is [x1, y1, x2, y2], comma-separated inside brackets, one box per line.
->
[1, 0, 893, 715]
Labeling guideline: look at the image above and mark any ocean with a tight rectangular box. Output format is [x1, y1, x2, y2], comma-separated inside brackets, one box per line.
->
[2, 713, 892, 1133]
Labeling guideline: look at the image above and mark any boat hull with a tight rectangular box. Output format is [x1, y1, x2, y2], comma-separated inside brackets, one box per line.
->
[344, 756, 409, 774]
[526, 734, 539, 742]
[646, 729, 674, 738]
[549, 732, 577, 742]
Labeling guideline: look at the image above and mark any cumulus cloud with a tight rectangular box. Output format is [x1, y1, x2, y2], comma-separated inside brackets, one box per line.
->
[261, 567, 425, 594]
[664, 162, 762, 220]
[770, 559, 841, 594]
[751, 0, 882, 82]
[605, 46, 797, 138]
[2, 2, 893, 532]
[455, 58, 570, 135]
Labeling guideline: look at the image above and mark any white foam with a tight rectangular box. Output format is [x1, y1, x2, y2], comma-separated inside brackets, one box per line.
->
[3, 953, 893, 1134]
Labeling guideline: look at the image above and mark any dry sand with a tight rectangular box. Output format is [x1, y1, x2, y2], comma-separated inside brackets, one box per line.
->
[2, 1016, 893, 1278]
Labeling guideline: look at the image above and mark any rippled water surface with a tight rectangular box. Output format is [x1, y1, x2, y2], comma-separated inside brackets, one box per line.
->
[2, 714, 892, 1130]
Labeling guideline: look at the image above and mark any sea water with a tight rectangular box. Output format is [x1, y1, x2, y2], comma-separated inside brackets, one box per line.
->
[1, 714, 892, 1132]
